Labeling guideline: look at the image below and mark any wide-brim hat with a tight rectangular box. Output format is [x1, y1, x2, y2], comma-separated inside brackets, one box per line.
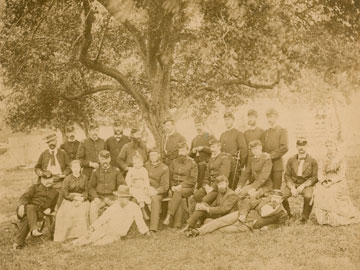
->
[113, 185, 132, 197]
[44, 134, 57, 143]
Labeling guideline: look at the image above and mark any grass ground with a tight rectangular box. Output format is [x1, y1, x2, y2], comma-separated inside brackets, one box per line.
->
[1, 159, 360, 270]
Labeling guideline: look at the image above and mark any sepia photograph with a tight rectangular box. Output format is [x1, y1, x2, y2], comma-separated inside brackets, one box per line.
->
[0, 0, 359, 269]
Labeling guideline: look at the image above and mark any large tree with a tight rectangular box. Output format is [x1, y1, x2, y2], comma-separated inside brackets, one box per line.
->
[1, 0, 359, 146]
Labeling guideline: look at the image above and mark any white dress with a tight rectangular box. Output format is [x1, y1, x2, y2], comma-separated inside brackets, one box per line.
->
[125, 167, 154, 204]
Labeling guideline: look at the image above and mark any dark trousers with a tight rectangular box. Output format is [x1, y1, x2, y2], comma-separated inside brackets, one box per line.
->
[282, 186, 314, 220]
[271, 170, 283, 190]
[150, 194, 164, 231]
[229, 158, 242, 190]
[187, 210, 209, 228]
[168, 188, 193, 216]
[253, 210, 288, 229]
[14, 205, 53, 246]
[197, 161, 207, 188]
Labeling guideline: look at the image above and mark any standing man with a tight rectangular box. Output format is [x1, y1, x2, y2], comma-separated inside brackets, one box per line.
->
[88, 150, 124, 224]
[220, 112, 248, 190]
[261, 108, 288, 190]
[60, 126, 80, 161]
[282, 137, 318, 223]
[244, 109, 264, 147]
[145, 148, 170, 232]
[192, 139, 231, 208]
[35, 133, 71, 189]
[117, 128, 147, 174]
[105, 120, 130, 169]
[189, 117, 215, 188]
[162, 118, 186, 166]
[76, 123, 106, 178]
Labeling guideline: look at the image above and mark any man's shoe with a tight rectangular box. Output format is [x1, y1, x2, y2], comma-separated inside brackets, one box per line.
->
[31, 229, 43, 237]
[300, 218, 308, 224]
[12, 243, 23, 251]
[179, 224, 189, 233]
[163, 214, 171, 226]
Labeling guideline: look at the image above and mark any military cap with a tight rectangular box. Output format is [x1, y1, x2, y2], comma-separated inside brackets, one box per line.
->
[247, 109, 258, 117]
[65, 126, 75, 133]
[44, 133, 57, 143]
[130, 128, 139, 135]
[41, 171, 53, 179]
[249, 139, 262, 148]
[215, 175, 229, 183]
[266, 108, 279, 117]
[98, 150, 111, 159]
[209, 138, 221, 146]
[223, 112, 235, 119]
[296, 136, 307, 146]
[88, 122, 99, 130]
[148, 147, 161, 154]
[163, 117, 175, 125]
[177, 142, 189, 150]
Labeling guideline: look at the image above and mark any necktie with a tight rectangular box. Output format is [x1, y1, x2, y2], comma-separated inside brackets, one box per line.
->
[50, 151, 56, 166]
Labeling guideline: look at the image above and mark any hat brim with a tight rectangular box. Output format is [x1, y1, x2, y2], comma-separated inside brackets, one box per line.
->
[296, 142, 307, 146]
[113, 192, 132, 197]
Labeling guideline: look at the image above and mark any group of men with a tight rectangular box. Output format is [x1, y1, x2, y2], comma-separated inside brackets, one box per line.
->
[14, 107, 320, 247]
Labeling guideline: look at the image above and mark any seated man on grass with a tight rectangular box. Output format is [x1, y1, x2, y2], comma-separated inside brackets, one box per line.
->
[70, 185, 151, 246]
[187, 189, 288, 237]
[13, 171, 59, 250]
[182, 175, 238, 234]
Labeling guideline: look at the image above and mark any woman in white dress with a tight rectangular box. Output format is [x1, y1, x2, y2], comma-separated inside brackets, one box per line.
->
[313, 139, 360, 226]
[54, 160, 90, 242]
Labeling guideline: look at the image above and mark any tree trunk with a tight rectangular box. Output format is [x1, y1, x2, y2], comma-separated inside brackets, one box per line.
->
[331, 96, 343, 143]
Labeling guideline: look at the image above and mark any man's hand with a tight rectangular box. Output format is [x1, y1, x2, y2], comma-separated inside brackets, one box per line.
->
[104, 197, 113, 206]
[235, 186, 242, 194]
[43, 208, 51, 215]
[203, 185, 213, 194]
[149, 189, 158, 197]
[192, 148, 197, 154]
[290, 187, 298, 197]
[247, 188, 257, 197]
[89, 162, 99, 169]
[296, 184, 305, 194]
[238, 214, 246, 223]
[196, 146, 204, 151]
[93, 197, 101, 205]
[17, 205, 25, 218]
[171, 185, 181, 192]
[195, 203, 209, 212]
[74, 200, 81, 207]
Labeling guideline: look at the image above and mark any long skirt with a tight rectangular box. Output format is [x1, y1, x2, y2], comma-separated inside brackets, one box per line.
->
[54, 199, 90, 242]
[313, 180, 360, 226]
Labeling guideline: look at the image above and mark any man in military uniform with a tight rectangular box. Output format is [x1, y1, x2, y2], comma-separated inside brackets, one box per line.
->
[88, 150, 124, 224]
[244, 109, 264, 148]
[162, 118, 186, 166]
[191, 139, 231, 209]
[220, 112, 248, 190]
[189, 117, 215, 188]
[105, 120, 130, 169]
[145, 148, 170, 232]
[76, 123, 106, 178]
[60, 126, 80, 161]
[282, 137, 318, 223]
[163, 142, 198, 227]
[117, 128, 147, 174]
[261, 108, 288, 190]
[235, 140, 273, 199]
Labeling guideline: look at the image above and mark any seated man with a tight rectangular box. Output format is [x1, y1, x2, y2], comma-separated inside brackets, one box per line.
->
[182, 175, 238, 233]
[191, 139, 231, 210]
[13, 171, 59, 250]
[235, 140, 273, 199]
[188, 190, 288, 236]
[89, 150, 124, 224]
[282, 137, 318, 223]
[163, 142, 198, 228]
[71, 185, 151, 246]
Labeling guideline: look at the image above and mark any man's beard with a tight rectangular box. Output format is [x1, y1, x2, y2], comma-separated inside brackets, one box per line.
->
[248, 121, 255, 126]
[49, 144, 56, 150]
[101, 162, 110, 169]
[132, 138, 140, 146]
[68, 135, 75, 142]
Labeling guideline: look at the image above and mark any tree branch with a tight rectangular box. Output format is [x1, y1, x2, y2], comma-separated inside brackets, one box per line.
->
[31, 0, 56, 40]
[78, 0, 150, 114]
[62, 84, 120, 100]
[95, 15, 111, 62]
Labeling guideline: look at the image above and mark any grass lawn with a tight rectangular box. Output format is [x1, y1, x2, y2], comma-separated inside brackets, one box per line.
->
[1, 161, 360, 270]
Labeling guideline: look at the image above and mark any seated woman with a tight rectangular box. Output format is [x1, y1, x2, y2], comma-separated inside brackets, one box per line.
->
[313, 139, 360, 226]
[54, 160, 90, 242]
[70, 185, 151, 246]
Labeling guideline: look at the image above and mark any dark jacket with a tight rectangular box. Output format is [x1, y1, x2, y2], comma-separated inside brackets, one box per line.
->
[208, 188, 239, 216]
[62, 174, 89, 201]
[19, 184, 59, 211]
[117, 141, 147, 172]
[284, 154, 318, 187]
[105, 136, 130, 168]
[220, 128, 248, 168]
[261, 125, 288, 171]
[60, 140, 80, 161]
[76, 138, 106, 178]
[237, 152, 273, 191]
[204, 152, 231, 186]
[144, 161, 169, 195]
[244, 127, 265, 146]
[162, 131, 186, 164]
[189, 132, 215, 163]
[88, 166, 124, 200]
[35, 148, 71, 177]
[169, 156, 198, 189]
